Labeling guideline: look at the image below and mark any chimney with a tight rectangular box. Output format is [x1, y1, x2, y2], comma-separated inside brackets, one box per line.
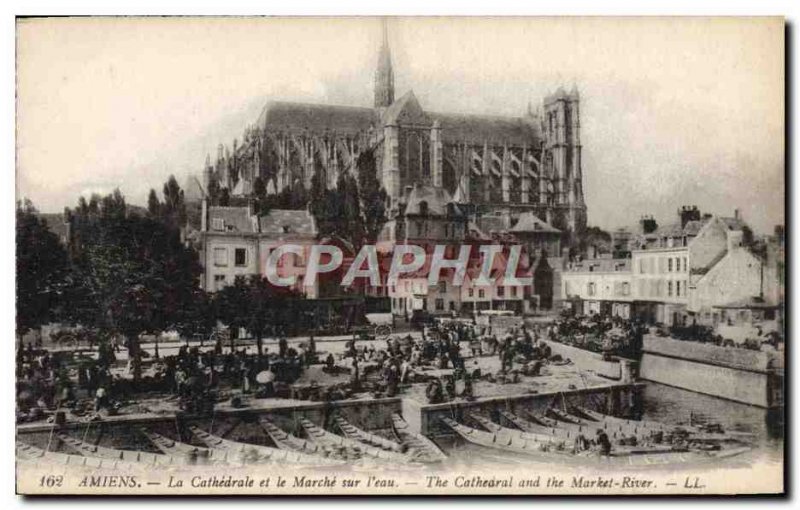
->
[639, 215, 658, 234]
[727, 230, 744, 252]
[679, 205, 700, 228]
[734, 208, 740, 221]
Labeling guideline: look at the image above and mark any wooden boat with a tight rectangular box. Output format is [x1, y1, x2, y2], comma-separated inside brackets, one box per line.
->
[17, 441, 140, 471]
[56, 433, 184, 466]
[297, 417, 413, 463]
[441, 418, 751, 467]
[259, 417, 355, 460]
[390, 413, 447, 463]
[512, 409, 604, 440]
[442, 417, 575, 459]
[332, 414, 404, 452]
[469, 413, 565, 445]
[188, 426, 344, 466]
[570, 406, 755, 443]
[137, 428, 232, 465]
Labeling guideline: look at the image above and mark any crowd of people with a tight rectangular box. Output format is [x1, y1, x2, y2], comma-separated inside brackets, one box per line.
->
[549, 312, 645, 359]
[335, 319, 562, 404]
[17, 316, 572, 423]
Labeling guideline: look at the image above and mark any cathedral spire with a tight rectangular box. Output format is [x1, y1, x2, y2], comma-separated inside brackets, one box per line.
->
[374, 17, 395, 109]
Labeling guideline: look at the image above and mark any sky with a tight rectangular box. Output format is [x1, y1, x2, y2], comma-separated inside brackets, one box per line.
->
[16, 17, 784, 233]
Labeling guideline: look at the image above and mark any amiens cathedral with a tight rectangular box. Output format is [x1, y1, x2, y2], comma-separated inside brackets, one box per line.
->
[193, 21, 587, 243]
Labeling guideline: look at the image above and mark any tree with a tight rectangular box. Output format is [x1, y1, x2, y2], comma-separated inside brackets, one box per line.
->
[213, 276, 249, 353]
[576, 226, 613, 259]
[356, 149, 388, 244]
[309, 154, 328, 221]
[63, 190, 202, 377]
[16, 200, 69, 340]
[162, 175, 187, 228]
[213, 275, 301, 356]
[147, 189, 161, 217]
[174, 288, 215, 344]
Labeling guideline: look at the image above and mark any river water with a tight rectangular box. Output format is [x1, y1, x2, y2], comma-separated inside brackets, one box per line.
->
[434, 382, 784, 469]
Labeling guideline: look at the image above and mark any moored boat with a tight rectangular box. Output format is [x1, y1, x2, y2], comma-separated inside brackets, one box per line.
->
[56, 433, 184, 466]
[17, 441, 140, 471]
[188, 426, 344, 466]
[259, 417, 355, 460]
[441, 418, 751, 467]
[469, 413, 565, 444]
[137, 428, 232, 465]
[390, 413, 447, 463]
[297, 417, 413, 463]
[570, 406, 755, 443]
[332, 414, 404, 452]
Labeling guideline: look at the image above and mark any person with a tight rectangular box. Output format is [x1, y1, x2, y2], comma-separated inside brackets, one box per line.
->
[278, 336, 288, 358]
[400, 359, 411, 383]
[94, 386, 108, 412]
[596, 429, 612, 456]
[350, 358, 360, 391]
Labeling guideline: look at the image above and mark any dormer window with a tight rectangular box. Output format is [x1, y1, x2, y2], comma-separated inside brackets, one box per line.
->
[211, 218, 224, 231]
[419, 201, 429, 215]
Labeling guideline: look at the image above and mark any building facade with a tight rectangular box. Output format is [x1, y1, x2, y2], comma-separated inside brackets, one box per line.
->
[561, 210, 775, 328]
[194, 21, 587, 245]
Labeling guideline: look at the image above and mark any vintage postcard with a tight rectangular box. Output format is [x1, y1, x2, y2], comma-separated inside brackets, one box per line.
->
[15, 16, 784, 495]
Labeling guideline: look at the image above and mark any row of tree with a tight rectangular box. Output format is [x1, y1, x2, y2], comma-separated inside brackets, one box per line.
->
[17, 178, 301, 377]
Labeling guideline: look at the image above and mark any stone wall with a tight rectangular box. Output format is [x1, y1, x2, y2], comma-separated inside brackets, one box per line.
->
[642, 335, 768, 372]
[544, 341, 621, 380]
[640, 335, 771, 407]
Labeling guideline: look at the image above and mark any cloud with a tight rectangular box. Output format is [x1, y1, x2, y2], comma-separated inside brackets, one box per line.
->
[16, 17, 784, 233]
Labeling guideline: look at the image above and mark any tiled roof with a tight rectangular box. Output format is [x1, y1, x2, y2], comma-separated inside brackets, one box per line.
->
[570, 257, 631, 273]
[429, 111, 540, 146]
[382, 91, 430, 126]
[208, 206, 256, 233]
[719, 216, 747, 231]
[510, 212, 560, 234]
[683, 219, 705, 236]
[258, 209, 316, 235]
[258, 101, 378, 135]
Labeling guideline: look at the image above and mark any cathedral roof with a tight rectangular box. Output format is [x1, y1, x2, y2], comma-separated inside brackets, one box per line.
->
[382, 90, 430, 126]
[257, 101, 378, 135]
[429, 111, 540, 146]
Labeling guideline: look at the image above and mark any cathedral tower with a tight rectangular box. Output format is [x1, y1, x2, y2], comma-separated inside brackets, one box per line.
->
[374, 18, 395, 109]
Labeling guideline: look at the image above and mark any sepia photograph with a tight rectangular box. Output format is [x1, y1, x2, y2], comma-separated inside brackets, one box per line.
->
[14, 15, 785, 496]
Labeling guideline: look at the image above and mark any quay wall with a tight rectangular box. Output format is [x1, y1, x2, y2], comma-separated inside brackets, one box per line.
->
[17, 397, 403, 452]
[544, 340, 621, 380]
[639, 335, 778, 407]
